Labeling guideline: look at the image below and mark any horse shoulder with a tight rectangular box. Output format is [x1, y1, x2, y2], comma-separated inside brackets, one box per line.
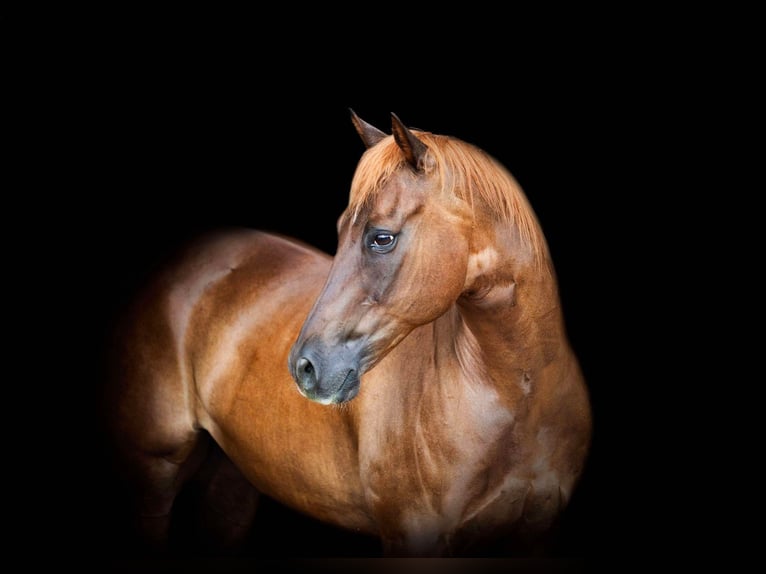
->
[502, 349, 592, 539]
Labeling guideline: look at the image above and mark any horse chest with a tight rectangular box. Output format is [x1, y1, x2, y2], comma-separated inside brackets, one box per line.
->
[356, 378, 567, 553]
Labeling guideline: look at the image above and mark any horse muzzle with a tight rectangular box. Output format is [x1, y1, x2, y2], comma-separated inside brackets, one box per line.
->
[288, 340, 362, 405]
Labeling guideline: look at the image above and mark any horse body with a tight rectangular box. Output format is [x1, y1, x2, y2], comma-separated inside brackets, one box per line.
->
[106, 112, 592, 557]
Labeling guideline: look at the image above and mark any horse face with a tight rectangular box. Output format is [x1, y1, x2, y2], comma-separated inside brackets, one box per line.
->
[288, 162, 472, 405]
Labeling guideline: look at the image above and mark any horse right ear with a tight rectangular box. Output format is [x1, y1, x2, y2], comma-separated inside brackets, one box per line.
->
[350, 108, 387, 148]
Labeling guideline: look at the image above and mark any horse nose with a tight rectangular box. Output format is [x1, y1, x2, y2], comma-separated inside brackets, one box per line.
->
[289, 340, 363, 404]
[294, 356, 318, 392]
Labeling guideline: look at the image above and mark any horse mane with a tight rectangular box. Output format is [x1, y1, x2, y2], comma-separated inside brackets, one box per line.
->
[348, 131, 548, 267]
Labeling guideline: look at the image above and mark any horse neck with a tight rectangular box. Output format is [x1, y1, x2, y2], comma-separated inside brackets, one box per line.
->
[354, 221, 568, 437]
[352, 249, 566, 469]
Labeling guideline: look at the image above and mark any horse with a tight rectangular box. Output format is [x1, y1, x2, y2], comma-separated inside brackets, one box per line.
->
[104, 110, 592, 557]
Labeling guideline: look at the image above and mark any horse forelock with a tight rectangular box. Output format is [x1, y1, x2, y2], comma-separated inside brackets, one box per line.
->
[346, 132, 547, 267]
[347, 135, 406, 225]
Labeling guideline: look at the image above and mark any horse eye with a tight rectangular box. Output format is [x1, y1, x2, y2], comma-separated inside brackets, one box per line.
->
[368, 232, 397, 253]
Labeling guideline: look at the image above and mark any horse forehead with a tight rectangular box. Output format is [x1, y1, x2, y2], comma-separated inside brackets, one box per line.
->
[378, 177, 420, 211]
[368, 172, 438, 220]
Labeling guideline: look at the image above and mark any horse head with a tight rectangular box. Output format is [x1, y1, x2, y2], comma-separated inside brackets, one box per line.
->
[287, 111, 475, 404]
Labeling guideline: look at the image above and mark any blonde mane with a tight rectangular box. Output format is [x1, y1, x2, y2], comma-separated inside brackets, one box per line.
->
[347, 131, 548, 266]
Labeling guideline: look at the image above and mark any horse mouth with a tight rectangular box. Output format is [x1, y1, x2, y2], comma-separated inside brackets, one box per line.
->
[299, 368, 360, 406]
[313, 368, 359, 405]
[333, 369, 360, 403]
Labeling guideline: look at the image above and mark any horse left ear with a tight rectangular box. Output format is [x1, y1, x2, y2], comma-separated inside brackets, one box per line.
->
[350, 108, 388, 148]
[391, 113, 429, 171]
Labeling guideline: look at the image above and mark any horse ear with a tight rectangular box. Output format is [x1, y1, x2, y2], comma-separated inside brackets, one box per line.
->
[350, 108, 387, 148]
[391, 113, 429, 171]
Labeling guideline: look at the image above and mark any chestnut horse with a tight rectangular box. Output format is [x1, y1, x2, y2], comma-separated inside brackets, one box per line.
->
[105, 111, 592, 557]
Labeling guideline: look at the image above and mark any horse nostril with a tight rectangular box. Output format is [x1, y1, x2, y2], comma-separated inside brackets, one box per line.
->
[297, 357, 314, 376]
[296, 357, 317, 390]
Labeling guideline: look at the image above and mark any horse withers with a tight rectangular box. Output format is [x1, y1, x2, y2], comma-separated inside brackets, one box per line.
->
[105, 111, 592, 557]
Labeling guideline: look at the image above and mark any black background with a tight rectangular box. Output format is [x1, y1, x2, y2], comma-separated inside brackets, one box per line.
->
[25, 24, 684, 572]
